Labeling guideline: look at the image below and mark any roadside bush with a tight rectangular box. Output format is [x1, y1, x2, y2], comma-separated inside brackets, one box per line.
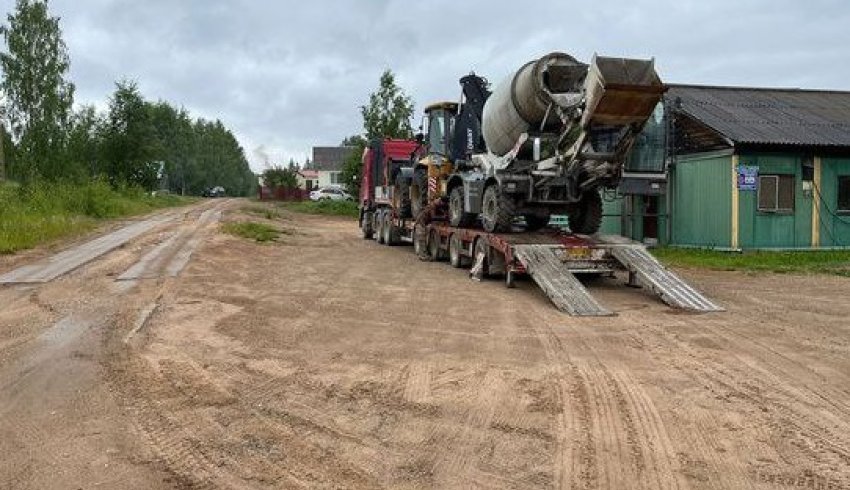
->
[0, 180, 194, 254]
[283, 200, 359, 218]
[221, 221, 281, 242]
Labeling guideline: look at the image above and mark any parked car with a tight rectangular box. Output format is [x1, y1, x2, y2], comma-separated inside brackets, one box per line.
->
[203, 186, 226, 198]
[310, 187, 352, 202]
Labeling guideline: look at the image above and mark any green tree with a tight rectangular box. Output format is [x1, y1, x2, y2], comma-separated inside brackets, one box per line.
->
[343, 70, 415, 196]
[360, 70, 414, 141]
[262, 166, 298, 189]
[0, 0, 75, 181]
[65, 104, 103, 179]
[340, 135, 367, 196]
[102, 80, 159, 189]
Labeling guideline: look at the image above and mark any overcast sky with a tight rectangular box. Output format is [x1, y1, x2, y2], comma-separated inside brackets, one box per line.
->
[2, 0, 848, 171]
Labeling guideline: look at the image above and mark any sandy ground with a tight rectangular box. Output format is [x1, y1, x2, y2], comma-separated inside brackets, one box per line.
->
[1, 198, 849, 489]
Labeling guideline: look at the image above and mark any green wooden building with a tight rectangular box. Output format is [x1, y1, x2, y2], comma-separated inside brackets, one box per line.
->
[605, 84, 850, 250]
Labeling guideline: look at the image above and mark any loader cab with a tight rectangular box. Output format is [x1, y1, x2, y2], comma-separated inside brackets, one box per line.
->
[421, 102, 458, 158]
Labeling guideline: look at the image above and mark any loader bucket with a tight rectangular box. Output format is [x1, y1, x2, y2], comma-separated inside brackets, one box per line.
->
[582, 55, 664, 127]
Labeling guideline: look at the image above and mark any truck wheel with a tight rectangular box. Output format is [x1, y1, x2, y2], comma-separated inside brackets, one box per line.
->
[413, 225, 430, 260]
[411, 168, 429, 217]
[449, 186, 476, 228]
[361, 211, 374, 239]
[395, 173, 412, 219]
[568, 190, 603, 235]
[372, 211, 382, 242]
[428, 229, 446, 261]
[376, 210, 386, 244]
[449, 233, 466, 268]
[481, 185, 516, 233]
[523, 212, 551, 232]
[383, 212, 400, 246]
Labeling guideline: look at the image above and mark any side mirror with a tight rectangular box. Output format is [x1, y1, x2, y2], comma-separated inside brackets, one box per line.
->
[415, 132, 425, 145]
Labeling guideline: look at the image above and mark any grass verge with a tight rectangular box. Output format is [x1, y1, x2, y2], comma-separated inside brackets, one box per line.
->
[281, 200, 359, 218]
[652, 247, 850, 277]
[221, 221, 281, 242]
[242, 205, 282, 220]
[0, 180, 195, 254]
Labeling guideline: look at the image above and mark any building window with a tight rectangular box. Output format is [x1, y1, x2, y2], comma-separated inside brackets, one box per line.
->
[330, 172, 342, 185]
[838, 176, 850, 213]
[758, 174, 795, 212]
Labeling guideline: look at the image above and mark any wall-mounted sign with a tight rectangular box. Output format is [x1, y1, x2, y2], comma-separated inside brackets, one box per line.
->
[738, 165, 759, 191]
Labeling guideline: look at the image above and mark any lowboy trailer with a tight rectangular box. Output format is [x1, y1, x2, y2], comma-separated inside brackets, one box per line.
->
[363, 199, 722, 317]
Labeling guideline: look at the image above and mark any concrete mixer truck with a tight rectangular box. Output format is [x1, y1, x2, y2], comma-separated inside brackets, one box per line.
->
[408, 52, 664, 234]
[356, 54, 723, 316]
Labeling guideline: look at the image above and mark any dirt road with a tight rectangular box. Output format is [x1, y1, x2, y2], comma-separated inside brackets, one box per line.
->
[1, 199, 849, 489]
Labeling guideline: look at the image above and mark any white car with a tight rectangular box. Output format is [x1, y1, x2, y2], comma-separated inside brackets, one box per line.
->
[310, 187, 352, 202]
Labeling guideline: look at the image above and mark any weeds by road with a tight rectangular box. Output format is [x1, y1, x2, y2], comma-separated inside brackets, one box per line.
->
[0, 181, 195, 254]
[221, 221, 282, 242]
[242, 205, 282, 220]
[653, 247, 850, 276]
[281, 200, 359, 218]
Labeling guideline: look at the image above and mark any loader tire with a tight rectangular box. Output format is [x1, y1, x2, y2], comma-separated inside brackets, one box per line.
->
[481, 185, 516, 233]
[568, 190, 603, 235]
[411, 167, 429, 218]
[395, 173, 412, 219]
[449, 186, 476, 228]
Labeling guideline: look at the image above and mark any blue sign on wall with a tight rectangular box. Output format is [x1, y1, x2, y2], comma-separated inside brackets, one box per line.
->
[738, 165, 759, 191]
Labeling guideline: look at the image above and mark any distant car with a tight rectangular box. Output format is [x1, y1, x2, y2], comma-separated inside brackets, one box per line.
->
[203, 186, 226, 198]
[310, 187, 352, 202]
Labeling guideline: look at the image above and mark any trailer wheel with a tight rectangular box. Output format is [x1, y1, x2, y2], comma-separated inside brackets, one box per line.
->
[449, 187, 476, 228]
[413, 225, 430, 260]
[360, 211, 374, 239]
[481, 185, 516, 233]
[428, 229, 446, 261]
[411, 167, 429, 217]
[568, 190, 603, 235]
[449, 233, 466, 268]
[523, 212, 551, 232]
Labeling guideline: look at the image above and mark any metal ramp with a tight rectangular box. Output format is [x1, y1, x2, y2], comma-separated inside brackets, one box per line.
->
[608, 244, 724, 313]
[514, 245, 614, 317]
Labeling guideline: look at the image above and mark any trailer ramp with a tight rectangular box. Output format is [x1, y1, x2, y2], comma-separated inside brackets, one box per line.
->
[513, 245, 614, 317]
[607, 244, 724, 313]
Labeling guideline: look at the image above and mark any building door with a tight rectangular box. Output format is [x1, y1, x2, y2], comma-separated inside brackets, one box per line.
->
[643, 196, 659, 241]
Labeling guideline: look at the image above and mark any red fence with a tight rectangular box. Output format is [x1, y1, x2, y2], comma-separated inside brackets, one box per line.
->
[258, 186, 309, 202]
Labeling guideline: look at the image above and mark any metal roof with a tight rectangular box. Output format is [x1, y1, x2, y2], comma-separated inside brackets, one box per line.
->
[667, 84, 850, 148]
[312, 146, 355, 172]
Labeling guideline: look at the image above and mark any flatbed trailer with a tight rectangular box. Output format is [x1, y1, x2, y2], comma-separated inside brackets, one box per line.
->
[369, 212, 723, 317]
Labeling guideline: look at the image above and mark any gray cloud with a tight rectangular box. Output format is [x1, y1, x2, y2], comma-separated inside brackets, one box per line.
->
[2, 0, 848, 171]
